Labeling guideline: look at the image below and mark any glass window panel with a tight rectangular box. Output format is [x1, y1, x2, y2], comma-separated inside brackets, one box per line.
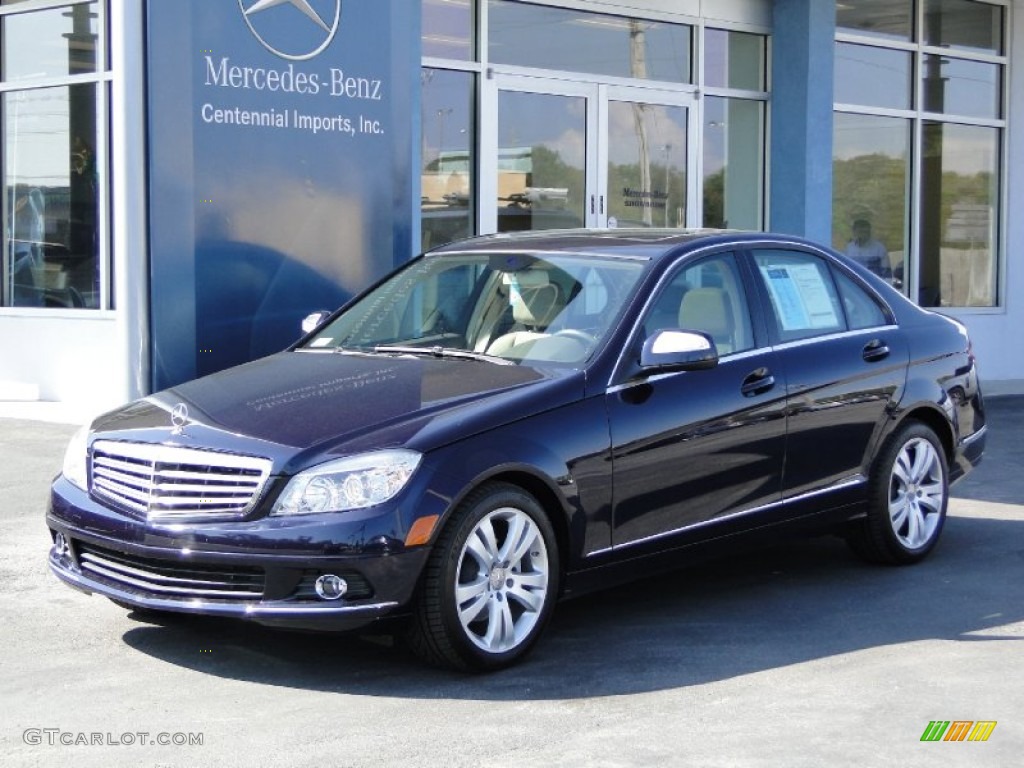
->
[753, 250, 846, 341]
[834, 42, 912, 110]
[919, 122, 999, 307]
[3, 83, 101, 308]
[921, 55, 1000, 119]
[1, 3, 98, 82]
[421, 0, 474, 61]
[837, 0, 914, 42]
[488, 0, 691, 84]
[923, 0, 1003, 55]
[832, 113, 910, 290]
[703, 97, 763, 231]
[496, 90, 586, 233]
[834, 270, 888, 329]
[704, 29, 766, 91]
[606, 101, 687, 228]
[421, 69, 475, 249]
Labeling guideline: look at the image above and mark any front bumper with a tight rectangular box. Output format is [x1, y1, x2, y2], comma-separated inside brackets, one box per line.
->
[47, 477, 433, 632]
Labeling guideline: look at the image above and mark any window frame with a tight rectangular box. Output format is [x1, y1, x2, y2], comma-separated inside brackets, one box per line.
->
[0, 0, 111, 313]
[832, 0, 1009, 312]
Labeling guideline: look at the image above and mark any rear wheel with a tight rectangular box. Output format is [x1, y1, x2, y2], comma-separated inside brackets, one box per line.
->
[847, 421, 949, 564]
[407, 483, 559, 671]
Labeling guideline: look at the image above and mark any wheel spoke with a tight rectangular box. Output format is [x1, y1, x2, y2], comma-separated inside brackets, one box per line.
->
[918, 481, 945, 514]
[456, 578, 490, 627]
[465, 519, 499, 571]
[890, 494, 910, 531]
[507, 519, 540, 567]
[506, 579, 545, 613]
[905, 502, 923, 546]
[893, 452, 913, 486]
[497, 512, 530, 564]
[483, 596, 516, 651]
[908, 441, 934, 483]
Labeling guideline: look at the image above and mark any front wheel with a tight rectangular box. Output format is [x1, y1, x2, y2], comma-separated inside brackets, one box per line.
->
[847, 421, 949, 564]
[407, 483, 559, 671]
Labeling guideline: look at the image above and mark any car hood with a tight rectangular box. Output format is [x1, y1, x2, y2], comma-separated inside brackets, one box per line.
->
[90, 351, 581, 469]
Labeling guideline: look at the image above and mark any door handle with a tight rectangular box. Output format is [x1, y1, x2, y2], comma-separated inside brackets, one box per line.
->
[741, 367, 775, 397]
[862, 339, 890, 362]
[590, 195, 595, 215]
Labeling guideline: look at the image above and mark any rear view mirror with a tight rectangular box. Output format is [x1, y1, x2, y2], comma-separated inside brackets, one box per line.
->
[301, 310, 331, 335]
[640, 330, 718, 373]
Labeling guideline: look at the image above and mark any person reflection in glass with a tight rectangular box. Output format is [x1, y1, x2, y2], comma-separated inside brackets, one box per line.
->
[845, 218, 892, 279]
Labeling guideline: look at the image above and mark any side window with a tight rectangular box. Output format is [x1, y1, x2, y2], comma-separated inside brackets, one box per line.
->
[644, 252, 754, 356]
[752, 249, 846, 342]
[833, 269, 890, 330]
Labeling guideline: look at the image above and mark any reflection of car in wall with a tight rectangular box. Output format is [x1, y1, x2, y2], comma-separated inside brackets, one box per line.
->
[48, 230, 986, 671]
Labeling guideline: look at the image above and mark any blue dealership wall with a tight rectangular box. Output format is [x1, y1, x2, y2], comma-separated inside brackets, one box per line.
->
[146, 0, 419, 391]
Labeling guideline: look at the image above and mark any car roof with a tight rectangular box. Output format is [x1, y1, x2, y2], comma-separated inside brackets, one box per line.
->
[427, 228, 827, 262]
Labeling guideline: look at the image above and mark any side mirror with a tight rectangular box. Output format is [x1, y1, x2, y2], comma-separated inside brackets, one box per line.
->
[301, 310, 331, 335]
[640, 330, 719, 373]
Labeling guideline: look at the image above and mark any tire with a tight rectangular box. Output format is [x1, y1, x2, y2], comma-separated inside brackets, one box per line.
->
[846, 421, 949, 565]
[407, 483, 559, 671]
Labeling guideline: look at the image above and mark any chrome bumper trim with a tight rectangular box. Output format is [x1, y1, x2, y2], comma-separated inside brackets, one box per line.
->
[48, 551, 398, 619]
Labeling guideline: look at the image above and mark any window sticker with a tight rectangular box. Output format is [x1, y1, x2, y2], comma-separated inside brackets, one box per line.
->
[310, 337, 334, 348]
[760, 264, 839, 331]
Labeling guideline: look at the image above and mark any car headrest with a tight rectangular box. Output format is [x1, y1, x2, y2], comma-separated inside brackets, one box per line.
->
[679, 287, 733, 337]
[503, 271, 561, 328]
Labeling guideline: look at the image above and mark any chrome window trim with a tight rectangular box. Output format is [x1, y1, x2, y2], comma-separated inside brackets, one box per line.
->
[587, 474, 866, 558]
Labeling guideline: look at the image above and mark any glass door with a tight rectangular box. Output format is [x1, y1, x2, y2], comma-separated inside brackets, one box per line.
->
[602, 88, 692, 229]
[486, 76, 598, 233]
[485, 76, 694, 234]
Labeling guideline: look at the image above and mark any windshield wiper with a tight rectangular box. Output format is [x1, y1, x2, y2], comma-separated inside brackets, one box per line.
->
[373, 345, 515, 366]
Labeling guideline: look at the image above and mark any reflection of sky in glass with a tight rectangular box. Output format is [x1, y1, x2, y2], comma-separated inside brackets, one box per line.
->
[834, 43, 910, 110]
[421, 69, 473, 163]
[4, 88, 71, 185]
[833, 113, 909, 161]
[422, 0, 473, 60]
[489, 0, 690, 84]
[922, 56, 1000, 119]
[2, 3, 98, 81]
[498, 91, 584, 169]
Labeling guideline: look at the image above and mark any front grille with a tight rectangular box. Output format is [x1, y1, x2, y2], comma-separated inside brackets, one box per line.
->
[77, 542, 265, 600]
[90, 440, 272, 521]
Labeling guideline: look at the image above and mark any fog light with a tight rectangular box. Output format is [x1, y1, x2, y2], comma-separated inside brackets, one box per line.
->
[53, 532, 69, 558]
[314, 574, 348, 601]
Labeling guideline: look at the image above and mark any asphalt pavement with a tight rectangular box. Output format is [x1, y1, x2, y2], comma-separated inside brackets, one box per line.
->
[0, 397, 1021, 767]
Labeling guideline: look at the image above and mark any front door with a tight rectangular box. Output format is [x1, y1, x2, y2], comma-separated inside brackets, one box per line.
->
[485, 76, 695, 234]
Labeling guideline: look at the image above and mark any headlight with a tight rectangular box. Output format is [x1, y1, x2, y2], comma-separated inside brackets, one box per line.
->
[61, 425, 90, 491]
[271, 449, 421, 516]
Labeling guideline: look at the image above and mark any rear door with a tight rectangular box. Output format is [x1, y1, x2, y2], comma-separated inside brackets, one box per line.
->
[746, 246, 909, 498]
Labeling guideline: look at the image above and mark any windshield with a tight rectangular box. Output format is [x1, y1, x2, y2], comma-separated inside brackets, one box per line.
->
[303, 251, 648, 365]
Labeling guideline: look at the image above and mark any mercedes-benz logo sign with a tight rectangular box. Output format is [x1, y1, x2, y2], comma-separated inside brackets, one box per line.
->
[239, 0, 342, 61]
[170, 403, 190, 435]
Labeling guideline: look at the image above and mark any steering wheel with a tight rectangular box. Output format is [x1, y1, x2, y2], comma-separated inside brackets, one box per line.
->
[553, 329, 597, 349]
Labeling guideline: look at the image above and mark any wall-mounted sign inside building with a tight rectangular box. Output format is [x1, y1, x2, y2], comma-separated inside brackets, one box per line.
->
[146, 0, 417, 391]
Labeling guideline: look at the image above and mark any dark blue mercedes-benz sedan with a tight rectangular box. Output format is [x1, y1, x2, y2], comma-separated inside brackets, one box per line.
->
[47, 230, 986, 670]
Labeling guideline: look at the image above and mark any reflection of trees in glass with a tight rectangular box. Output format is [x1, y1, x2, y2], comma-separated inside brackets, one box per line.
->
[833, 152, 995, 252]
[831, 154, 906, 252]
[703, 169, 724, 228]
[526, 145, 584, 211]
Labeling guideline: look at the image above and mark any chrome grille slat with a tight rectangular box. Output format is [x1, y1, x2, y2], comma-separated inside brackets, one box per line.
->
[90, 441, 272, 521]
[77, 546, 264, 599]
